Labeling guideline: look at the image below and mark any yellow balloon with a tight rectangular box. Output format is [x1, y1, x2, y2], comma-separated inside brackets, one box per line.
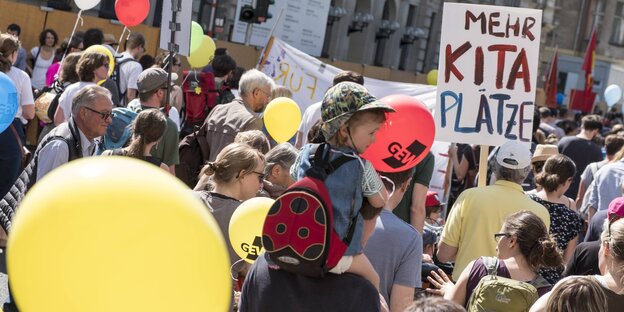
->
[228, 197, 274, 263]
[427, 69, 438, 86]
[264, 97, 302, 143]
[8, 157, 231, 312]
[84, 44, 115, 78]
[187, 35, 216, 68]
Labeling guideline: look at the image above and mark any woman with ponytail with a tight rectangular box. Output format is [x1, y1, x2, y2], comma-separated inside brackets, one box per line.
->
[428, 210, 563, 308]
[0, 33, 34, 198]
[102, 109, 168, 172]
[529, 154, 583, 284]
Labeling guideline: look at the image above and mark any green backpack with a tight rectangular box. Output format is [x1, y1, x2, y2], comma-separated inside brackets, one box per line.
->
[467, 257, 551, 312]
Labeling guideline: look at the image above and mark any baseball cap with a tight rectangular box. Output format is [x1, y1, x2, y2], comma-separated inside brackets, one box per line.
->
[495, 141, 532, 170]
[425, 191, 442, 207]
[531, 144, 558, 163]
[321, 82, 394, 138]
[137, 68, 168, 93]
[608, 197, 624, 220]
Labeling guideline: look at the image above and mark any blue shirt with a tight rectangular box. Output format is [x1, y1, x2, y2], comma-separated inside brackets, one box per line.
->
[14, 47, 27, 71]
[588, 160, 624, 212]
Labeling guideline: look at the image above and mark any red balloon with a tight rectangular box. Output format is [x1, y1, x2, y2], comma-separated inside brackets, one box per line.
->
[361, 95, 435, 173]
[115, 0, 150, 27]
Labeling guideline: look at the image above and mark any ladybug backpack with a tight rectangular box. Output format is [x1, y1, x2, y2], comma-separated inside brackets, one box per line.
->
[262, 143, 358, 277]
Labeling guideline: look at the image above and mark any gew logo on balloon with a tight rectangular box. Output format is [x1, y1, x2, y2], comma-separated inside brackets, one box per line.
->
[241, 236, 263, 261]
[382, 140, 427, 169]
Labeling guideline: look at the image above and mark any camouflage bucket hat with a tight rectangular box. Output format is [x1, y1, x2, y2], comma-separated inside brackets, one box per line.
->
[321, 81, 394, 139]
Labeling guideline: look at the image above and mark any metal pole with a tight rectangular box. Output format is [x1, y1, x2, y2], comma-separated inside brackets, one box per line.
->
[165, 0, 181, 111]
[207, 0, 218, 36]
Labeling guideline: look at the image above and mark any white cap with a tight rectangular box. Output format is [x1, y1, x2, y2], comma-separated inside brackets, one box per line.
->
[495, 141, 532, 169]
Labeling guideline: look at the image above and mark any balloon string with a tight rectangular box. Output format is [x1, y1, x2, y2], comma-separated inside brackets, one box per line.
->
[230, 258, 246, 282]
[115, 26, 128, 55]
[58, 10, 83, 75]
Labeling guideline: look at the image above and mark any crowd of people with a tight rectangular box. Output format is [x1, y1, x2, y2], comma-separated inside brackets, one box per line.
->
[1, 21, 624, 312]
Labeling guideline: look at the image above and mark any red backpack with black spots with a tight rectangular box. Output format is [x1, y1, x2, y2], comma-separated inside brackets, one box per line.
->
[262, 143, 357, 277]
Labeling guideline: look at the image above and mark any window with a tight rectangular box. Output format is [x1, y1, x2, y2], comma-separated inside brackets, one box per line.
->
[610, 2, 624, 46]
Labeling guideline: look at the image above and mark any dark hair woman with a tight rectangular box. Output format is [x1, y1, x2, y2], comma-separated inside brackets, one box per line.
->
[529, 154, 583, 284]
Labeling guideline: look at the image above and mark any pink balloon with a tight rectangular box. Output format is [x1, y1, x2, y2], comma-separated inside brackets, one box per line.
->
[361, 95, 435, 173]
[115, 0, 150, 27]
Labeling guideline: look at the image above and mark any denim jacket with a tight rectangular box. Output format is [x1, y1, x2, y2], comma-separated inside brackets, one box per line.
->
[294, 144, 364, 255]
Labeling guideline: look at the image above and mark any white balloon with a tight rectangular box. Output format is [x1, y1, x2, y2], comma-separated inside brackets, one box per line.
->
[604, 84, 622, 107]
[74, 0, 101, 10]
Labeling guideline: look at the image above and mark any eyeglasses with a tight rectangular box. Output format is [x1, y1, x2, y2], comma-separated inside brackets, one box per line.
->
[83, 106, 114, 120]
[102, 63, 110, 69]
[251, 171, 265, 183]
[494, 233, 510, 242]
[255, 88, 272, 100]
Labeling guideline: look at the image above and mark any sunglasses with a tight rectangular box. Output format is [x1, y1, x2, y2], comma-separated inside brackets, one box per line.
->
[83, 106, 114, 120]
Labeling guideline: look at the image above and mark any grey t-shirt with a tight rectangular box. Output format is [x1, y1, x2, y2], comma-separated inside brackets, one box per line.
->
[364, 209, 422, 303]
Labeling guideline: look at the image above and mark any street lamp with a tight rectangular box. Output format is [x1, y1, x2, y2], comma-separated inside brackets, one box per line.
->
[400, 26, 426, 45]
[376, 19, 400, 40]
[348, 11, 374, 35]
[327, 5, 347, 26]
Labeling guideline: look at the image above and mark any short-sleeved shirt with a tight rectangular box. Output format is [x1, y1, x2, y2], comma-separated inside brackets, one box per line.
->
[365, 209, 422, 304]
[240, 254, 380, 312]
[529, 195, 582, 284]
[116, 52, 142, 104]
[392, 152, 435, 224]
[558, 136, 603, 198]
[58, 81, 96, 121]
[7, 67, 34, 124]
[563, 241, 600, 277]
[440, 180, 550, 281]
[465, 258, 551, 306]
[588, 160, 624, 212]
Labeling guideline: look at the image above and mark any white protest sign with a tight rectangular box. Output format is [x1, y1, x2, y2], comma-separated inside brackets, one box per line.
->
[159, 0, 193, 56]
[232, 0, 331, 57]
[260, 38, 437, 113]
[435, 3, 542, 147]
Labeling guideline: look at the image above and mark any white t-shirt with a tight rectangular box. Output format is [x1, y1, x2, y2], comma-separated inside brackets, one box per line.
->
[117, 52, 142, 104]
[30, 46, 55, 90]
[7, 66, 34, 124]
[58, 81, 96, 121]
[169, 106, 180, 131]
[296, 101, 322, 147]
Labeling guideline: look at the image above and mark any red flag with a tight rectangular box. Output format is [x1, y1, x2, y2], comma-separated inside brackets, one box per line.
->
[582, 28, 597, 92]
[544, 47, 558, 108]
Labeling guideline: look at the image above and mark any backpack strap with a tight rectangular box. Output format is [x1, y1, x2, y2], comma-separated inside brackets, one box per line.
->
[114, 57, 140, 103]
[482, 256, 500, 276]
[529, 274, 551, 289]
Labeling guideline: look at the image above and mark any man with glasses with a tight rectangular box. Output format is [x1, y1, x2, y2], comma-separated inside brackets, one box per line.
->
[436, 141, 551, 281]
[38, 85, 113, 180]
[204, 69, 275, 162]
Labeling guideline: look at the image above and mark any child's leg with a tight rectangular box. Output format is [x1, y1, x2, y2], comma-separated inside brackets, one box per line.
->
[346, 253, 380, 291]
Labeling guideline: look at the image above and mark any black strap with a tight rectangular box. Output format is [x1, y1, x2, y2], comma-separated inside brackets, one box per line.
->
[31, 46, 41, 69]
[9, 124, 25, 159]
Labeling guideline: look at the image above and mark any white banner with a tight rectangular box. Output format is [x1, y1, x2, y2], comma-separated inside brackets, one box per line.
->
[232, 0, 331, 57]
[435, 3, 542, 147]
[259, 37, 438, 114]
[159, 0, 193, 56]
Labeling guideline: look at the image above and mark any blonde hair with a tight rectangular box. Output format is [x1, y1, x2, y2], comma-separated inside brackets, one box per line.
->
[0, 34, 20, 73]
[545, 276, 607, 312]
[199, 143, 265, 184]
[600, 218, 624, 285]
[234, 130, 270, 154]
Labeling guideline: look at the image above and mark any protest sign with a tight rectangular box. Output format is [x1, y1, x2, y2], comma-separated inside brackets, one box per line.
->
[435, 3, 542, 147]
[259, 37, 437, 113]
